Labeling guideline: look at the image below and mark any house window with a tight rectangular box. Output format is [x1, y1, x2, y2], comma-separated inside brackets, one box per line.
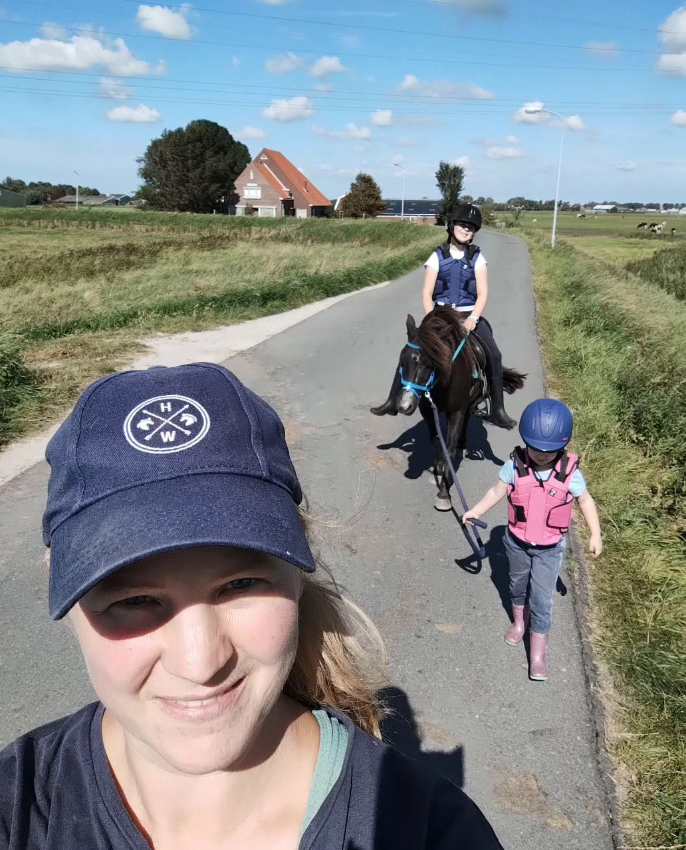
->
[244, 187, 262, 199]
[258, 207, 276, 217]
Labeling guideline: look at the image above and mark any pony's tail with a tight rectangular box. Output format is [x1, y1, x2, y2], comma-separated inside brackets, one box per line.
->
[503, 367, 526, 394]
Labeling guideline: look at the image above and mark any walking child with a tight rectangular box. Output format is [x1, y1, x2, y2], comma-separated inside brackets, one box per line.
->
[463, 399, 602, 681]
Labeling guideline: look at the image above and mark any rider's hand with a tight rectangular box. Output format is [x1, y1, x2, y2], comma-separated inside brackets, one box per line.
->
[589, 534, 603, 558]
[462, 510, 480, 525]
[463, 317, 477, 333]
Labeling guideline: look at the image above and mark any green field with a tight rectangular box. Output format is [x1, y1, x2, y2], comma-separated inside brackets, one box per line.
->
[0, 208, 440, 446]
[524, 229, 686, 847]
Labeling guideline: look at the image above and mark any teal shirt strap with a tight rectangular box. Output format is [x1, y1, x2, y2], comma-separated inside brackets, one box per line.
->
[299, 709, 349, 840]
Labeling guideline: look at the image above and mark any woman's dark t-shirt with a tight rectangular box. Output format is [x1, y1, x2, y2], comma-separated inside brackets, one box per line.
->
[0, 703, 504, 849]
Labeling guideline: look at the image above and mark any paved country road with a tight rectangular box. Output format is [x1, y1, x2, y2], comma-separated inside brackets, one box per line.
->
[0, 232, 614, 850]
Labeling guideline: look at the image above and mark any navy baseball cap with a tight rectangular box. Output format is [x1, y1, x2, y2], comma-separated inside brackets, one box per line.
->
[43, 363, 315, 619]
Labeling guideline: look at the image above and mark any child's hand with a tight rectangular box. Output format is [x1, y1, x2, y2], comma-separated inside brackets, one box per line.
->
[589, 535, 602, 558]
[462, 510, 480, 526]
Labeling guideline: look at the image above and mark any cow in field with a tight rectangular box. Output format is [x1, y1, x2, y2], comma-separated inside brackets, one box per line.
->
[671, 228, 677, 236]
[637, 222, 647, 229]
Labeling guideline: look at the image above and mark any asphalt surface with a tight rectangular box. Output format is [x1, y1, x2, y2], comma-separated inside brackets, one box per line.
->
[0, 231, 614, 849]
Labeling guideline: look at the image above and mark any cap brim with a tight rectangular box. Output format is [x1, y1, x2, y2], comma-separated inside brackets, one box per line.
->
[49, 474, 315, 619]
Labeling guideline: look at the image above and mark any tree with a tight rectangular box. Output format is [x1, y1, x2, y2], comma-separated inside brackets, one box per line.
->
[137, 119, 250, 213]
[1, 177, 27, 194]
[435, 161, 465, 224]
[339, 173, 385, 219]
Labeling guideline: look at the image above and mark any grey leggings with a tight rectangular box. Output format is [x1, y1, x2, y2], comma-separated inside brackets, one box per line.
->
[504, 529, 566, 634]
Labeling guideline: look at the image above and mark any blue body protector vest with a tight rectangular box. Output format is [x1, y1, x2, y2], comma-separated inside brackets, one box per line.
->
[432, 243, 480, 309]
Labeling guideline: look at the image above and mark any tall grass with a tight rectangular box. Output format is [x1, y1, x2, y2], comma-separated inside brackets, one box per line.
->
[0, 213, 440, 445]
[526, 232, 686, 845]
[626, 243, 686, 301]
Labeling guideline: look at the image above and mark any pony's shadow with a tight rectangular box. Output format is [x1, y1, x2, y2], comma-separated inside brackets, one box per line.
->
[379, 685, 464, 788]
[377, 421, 434, 480]
[463, 415, 505, 466]
[377, 415, 503, 481]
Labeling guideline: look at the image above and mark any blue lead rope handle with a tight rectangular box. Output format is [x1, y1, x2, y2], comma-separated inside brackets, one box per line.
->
[464, 517, 488, 529]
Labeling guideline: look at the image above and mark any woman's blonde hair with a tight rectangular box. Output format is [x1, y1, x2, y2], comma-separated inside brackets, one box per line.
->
[285, 515, 388, 737]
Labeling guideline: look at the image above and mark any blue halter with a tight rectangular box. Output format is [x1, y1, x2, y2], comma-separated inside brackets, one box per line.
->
[399, 333, 471, 398]
[399, 342, 436, 398]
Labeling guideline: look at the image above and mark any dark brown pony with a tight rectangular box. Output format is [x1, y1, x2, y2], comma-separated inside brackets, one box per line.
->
[397, 307, 525, 510]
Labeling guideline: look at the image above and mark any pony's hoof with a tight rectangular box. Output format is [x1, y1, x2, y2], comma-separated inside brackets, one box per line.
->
[434, 496, 452, 512]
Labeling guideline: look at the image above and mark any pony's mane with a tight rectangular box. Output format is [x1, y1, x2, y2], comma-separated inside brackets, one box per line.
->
[417, 307, 471, 385]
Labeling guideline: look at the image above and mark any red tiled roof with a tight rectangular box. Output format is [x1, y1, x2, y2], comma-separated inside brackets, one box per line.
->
[258, 148, 331, 207]
[253, 160, 287, 199]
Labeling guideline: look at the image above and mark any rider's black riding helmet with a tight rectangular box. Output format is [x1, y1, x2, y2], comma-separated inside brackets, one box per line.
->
[448, 203, 482, 239]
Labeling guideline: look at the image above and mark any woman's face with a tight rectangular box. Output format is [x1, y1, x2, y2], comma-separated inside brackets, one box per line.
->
[452, 222, 476, 243]
[71, 546, 303, 776]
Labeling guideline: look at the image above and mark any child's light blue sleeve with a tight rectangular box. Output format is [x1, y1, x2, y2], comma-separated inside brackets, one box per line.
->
[499, 459, 515, 486]
[570, 469, 587, 498]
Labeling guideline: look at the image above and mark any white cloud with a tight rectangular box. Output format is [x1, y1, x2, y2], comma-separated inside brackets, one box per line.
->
[671, 109, 686, 126]
[107, 103, 161, 122]
[232, 55, 240, 67]
[314, 82, 332, 92]
[312, 122, 371, 140]
[505, 134, 518, 144]
[98, 77, 134, 100]
[486, 146, 525, 159]
[450, 156, 470, 167]
[659, 7, 686, 51]
[617, 160, 638, 171]
[512, 100, 547, 124]
[397, 136, 417, 147]
[431, 0, 506, 16]
[261, 95, 314, 121]
[340, 34, 360, 48]
[265, 52, 303, 74]
[40, 22, 69, 40]
[657, 8, 686, 75]
[137, 4, 193, 40]
[584, 41, 619, 58]
[371, 109, 393, 126]
[310, 56, 346, 77]
[234, 125, 266, 139]
[0, 33, 162, 75]
[396, 74, 494, 100]
[658, 52, 686, 75]
[563, 114, 587, 131]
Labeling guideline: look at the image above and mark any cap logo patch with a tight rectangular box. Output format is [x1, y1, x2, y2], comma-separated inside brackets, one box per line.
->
[124, 395, 210, 454]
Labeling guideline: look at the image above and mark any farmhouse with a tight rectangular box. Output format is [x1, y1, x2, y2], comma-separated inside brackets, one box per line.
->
[59, 193, 133, 206]
[592, 204, 618, 214]
[233, 149, 331, 218]
[0, 187, 27, 208]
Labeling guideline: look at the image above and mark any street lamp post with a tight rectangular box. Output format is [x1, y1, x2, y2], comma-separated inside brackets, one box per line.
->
[73, 170, 79, 210]
[394, 163, 406, 220]
[525, 106, 565, 248]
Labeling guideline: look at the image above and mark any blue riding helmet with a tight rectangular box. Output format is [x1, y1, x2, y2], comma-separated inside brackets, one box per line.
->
[519, 399, 573, 451]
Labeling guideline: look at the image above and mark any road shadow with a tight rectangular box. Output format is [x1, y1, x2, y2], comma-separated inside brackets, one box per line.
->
[377, 414, 504, 482]
[379, 685, 464, 788]
[463, 416, 506, 467]
[377, 420, 434, 480]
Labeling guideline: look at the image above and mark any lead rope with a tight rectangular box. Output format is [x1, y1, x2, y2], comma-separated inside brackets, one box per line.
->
[425, 375, 487, 560]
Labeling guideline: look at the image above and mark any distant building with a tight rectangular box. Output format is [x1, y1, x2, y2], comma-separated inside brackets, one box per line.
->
[592, 204, 618, 214]
[0, 187, 27, 208]
[233, 149, 332, 218]
[60, 193, 133, 206]
[380, 199, 441, 219]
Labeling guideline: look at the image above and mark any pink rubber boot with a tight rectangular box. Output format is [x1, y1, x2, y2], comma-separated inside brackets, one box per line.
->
[529, 631, 549, 681]
[504, 604, 529, 646]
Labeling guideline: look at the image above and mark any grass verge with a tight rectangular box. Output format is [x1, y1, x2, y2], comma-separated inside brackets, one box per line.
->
[627, 243, 686, 301]
[525, 231, 686, 846]
[1, 214, 439, 446]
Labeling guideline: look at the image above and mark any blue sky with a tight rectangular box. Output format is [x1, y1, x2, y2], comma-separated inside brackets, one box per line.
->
[1, 0, 685, 202]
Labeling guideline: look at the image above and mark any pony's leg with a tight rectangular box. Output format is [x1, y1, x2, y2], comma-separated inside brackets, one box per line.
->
[419, 399, 450, 510]
[456, 408, 470, 458]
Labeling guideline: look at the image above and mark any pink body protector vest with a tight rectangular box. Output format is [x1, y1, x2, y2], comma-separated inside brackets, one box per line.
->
[507, 447, 580, 546]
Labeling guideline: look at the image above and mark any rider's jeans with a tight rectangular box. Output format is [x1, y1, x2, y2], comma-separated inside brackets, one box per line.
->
[504, 528, 567, 634]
